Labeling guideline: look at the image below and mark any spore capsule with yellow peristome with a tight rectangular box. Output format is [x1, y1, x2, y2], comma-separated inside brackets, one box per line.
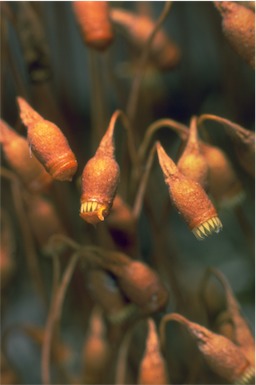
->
[80, 118, 120, 225]
[156, 141, 222, 240]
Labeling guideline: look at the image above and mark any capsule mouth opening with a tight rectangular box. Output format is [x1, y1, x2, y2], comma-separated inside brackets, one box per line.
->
[80, 200, 109, 224]
[192, 217, 223, 240]
[235, 365, 255, 385]
[49, 158, 78, 182]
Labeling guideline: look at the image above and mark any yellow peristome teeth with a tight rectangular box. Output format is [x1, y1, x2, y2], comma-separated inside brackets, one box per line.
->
[87, 201, 92, 211]
[91, 201, 98, 211]
[235, 365, 255, 385]
[192, 216, 223, 240]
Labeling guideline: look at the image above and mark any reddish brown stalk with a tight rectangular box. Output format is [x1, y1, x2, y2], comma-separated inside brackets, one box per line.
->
[41, 251, 80, 385]
[125, 2, 173, 123]
[198, 114, 255, 178]
[115, 319, 146, 385]
[138, 118, 189, 162]
[133, 143, 157, 220]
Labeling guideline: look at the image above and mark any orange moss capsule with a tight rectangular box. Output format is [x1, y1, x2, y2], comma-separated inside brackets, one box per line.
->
[177, 117, 209, 189]
[73, 1, 114, 51]
[138, 319, 169, 385]
[208, 268, 255, 366]
[82, 307, 110, 384]
[110, 8, 180, 71]
[167, 313, 254, 384]
[95, 251, 169, 315]
[17, 97, 78, 182]
[156, 142, 222, 240]
[0, 119, 53, 193]
[215, 1, 255, 68]
[80, 119, 120, 225]
[200, 143, 245, 208]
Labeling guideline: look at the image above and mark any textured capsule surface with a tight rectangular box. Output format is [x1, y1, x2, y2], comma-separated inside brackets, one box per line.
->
[17, 97, 78, 182]
[80, 156, 120, 224]
[0, 119, 53, 192]
[73, 1, 114, 50]
[157, 142, 222, 240]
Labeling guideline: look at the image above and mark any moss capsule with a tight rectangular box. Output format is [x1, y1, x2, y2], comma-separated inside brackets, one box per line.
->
[156, 142, 222, 240]
[73, 1, 114, 50]
[17, 97, 78, 182]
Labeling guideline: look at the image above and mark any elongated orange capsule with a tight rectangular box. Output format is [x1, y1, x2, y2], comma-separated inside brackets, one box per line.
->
[208, 268, 255, 366]
[0, 119, 53, 193]
[91, 250, 169, 315]
[80, 119, 120, 225]
[156, 142, 222, 240]
[73, 1, 114, 50]
[17, 97, 78, 182]
[166, 313, 254, 384]
[138, 319, 169, 385]
[215, 1, 255, 68]
[200, 143, 245, 208]
[177, 117, 209, 189]
[82, 307, 110, 384]
[110, 8, 180, 71]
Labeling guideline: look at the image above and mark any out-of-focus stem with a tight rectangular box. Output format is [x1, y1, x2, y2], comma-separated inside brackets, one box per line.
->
[115, 320, 145, 385]
[126, 2, 173, 123]
[41, 251, 80, 385]
[0, 167, 47, 306]
[138, 118, 189, 162]
[107, 110, 139, 174]
[133, 143, 157, 220]
[198, 114, 254, 142]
